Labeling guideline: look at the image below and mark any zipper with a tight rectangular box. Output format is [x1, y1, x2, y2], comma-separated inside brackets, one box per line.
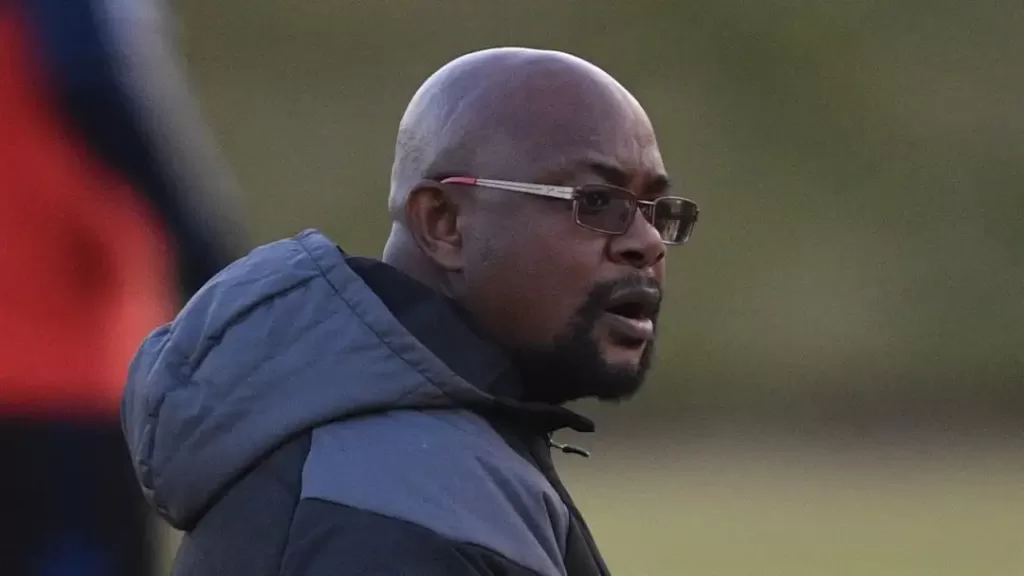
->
[547, 434, 591, 458]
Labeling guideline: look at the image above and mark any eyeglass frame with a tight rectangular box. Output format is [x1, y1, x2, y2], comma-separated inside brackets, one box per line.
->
[439, 176, 699, 245]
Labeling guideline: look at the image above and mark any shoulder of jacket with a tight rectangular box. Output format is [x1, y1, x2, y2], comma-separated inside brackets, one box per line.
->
[301, 409, 571, 576]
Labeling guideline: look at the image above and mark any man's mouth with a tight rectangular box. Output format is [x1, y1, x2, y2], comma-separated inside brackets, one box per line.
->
[602, 288, 661, 347]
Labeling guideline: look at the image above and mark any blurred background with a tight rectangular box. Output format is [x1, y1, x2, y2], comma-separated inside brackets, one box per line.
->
[3, 0, 1022, 574]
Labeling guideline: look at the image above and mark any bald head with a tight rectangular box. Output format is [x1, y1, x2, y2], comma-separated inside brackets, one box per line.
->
[381, 47, 676, 405]
[388, 47, 654, 219]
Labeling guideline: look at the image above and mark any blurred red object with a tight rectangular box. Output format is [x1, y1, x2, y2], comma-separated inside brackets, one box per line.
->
[0, 5, 175, 419]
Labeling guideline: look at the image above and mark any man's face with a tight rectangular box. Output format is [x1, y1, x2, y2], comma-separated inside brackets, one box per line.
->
[458, 94, 671, 404]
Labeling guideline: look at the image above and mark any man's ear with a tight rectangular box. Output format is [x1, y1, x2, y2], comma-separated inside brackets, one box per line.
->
[403, 180, 464, 271]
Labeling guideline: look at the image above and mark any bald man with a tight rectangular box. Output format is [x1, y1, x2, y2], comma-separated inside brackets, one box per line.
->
[122, 47, 700, 576]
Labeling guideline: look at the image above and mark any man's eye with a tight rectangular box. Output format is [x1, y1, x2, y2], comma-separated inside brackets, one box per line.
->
[579, 190, 611, 212]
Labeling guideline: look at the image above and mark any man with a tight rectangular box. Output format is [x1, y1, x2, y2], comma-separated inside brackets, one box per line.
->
[0, 0, 244, 573]
[122, 47, 699, 575]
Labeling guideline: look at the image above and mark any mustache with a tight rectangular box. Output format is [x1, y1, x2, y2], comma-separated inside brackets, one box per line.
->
[606, 274, 662, 297]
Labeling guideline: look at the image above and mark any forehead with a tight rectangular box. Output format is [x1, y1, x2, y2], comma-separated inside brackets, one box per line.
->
[504, 79, 666, 182]
[527, 123, 668, 195]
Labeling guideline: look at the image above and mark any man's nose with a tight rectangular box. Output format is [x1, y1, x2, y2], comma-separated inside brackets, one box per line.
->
[607, 210, 666, 270]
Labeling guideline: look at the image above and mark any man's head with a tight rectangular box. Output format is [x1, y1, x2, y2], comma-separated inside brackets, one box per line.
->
[383, 47, 697, 404]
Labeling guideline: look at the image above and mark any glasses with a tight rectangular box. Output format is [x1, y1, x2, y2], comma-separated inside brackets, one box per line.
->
[440, 176, 699, 245]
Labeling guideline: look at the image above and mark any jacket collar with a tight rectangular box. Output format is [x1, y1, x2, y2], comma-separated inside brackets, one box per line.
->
[344, 253, 593, 435]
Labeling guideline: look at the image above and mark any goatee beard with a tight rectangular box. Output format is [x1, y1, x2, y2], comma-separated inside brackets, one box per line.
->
[513, 276, 659, 405]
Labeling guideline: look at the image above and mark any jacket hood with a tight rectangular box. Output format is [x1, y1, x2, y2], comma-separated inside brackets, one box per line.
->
[121, 229, 513, 529]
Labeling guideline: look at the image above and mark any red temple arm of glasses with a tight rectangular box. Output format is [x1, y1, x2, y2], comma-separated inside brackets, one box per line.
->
[440, 176, 477, 185]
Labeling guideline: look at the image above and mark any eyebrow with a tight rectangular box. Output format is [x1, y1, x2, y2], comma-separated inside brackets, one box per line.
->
[584, 160, 672, 198]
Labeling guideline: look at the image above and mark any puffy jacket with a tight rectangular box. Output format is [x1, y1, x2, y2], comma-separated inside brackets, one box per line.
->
[122, 229, 613, 575]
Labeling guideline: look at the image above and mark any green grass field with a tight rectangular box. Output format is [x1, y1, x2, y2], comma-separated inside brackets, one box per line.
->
[159, 433, 1024, 575]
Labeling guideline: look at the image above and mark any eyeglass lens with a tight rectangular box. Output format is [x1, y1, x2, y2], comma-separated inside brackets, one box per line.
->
[575, 186, 697, 244]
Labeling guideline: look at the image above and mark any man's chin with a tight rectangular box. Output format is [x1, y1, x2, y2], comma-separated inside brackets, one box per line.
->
[587, 365, 647, 402]
[515, 353, 648, 404]
[583, 337, 651, 393]
[512, 330, 655, 405]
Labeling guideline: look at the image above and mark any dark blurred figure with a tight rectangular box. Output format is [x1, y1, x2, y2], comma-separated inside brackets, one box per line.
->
[0, 0, 245, 574]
